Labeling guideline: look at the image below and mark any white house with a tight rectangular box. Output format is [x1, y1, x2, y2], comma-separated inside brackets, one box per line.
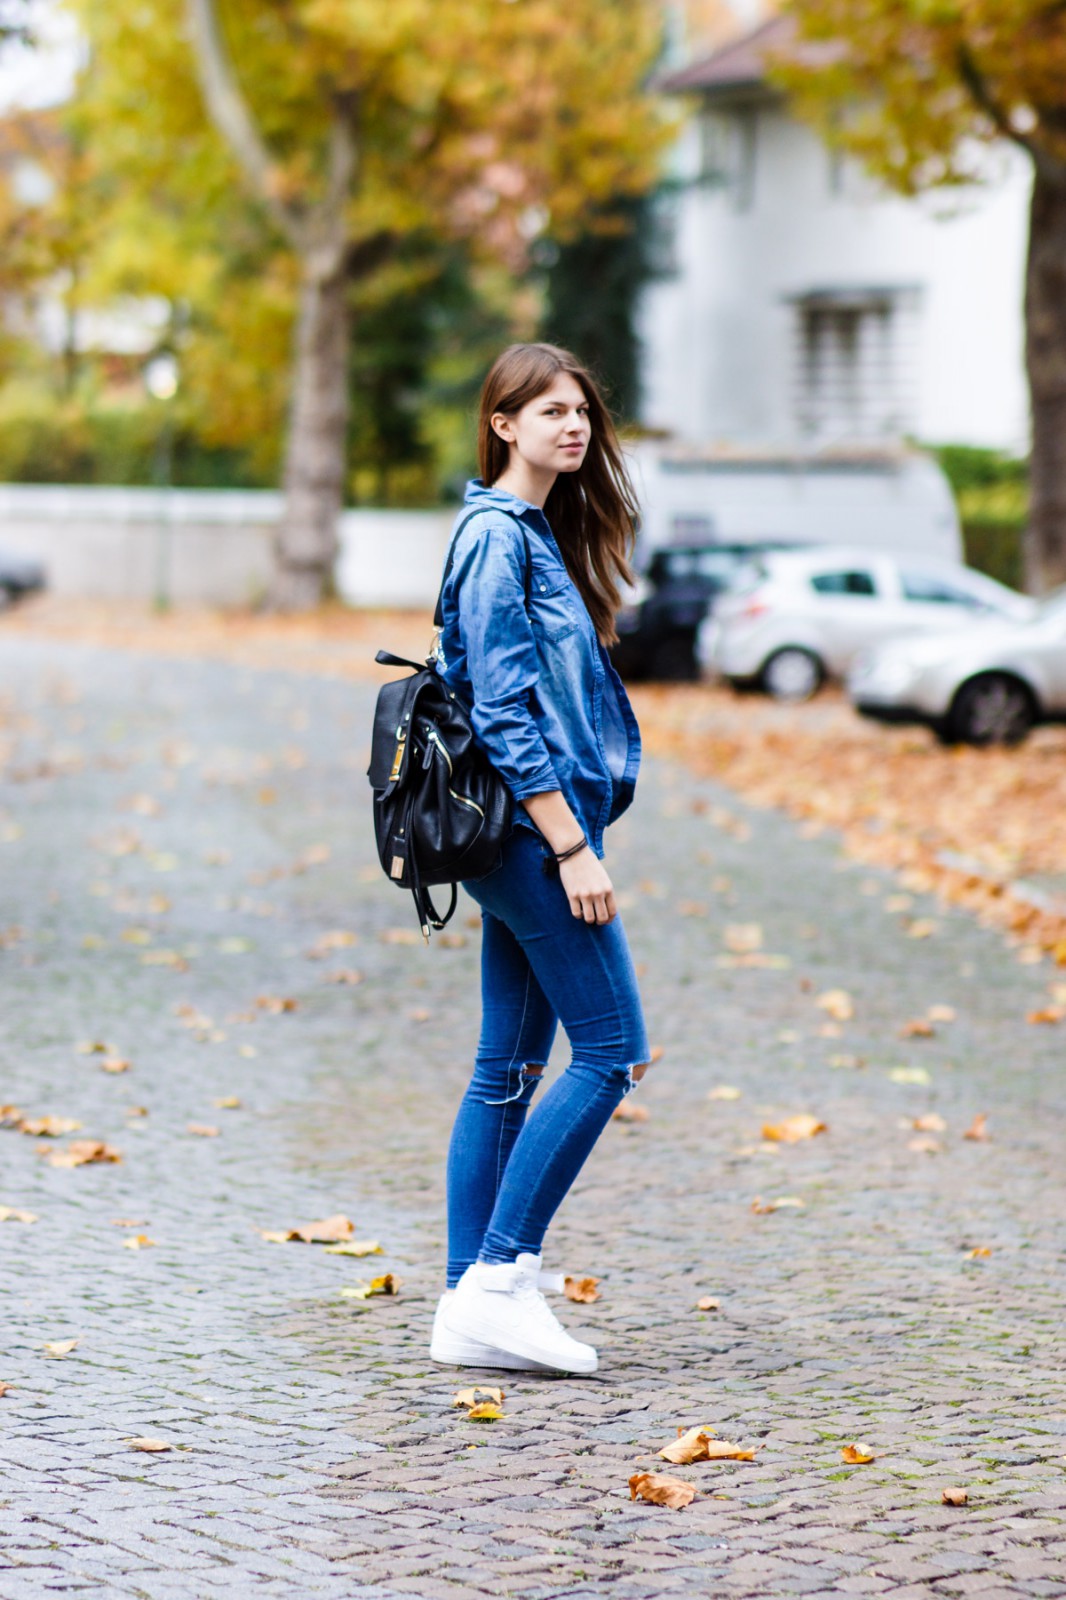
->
[639, 15, 1032, 455]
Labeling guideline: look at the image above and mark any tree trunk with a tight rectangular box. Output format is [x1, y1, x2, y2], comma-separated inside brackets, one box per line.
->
[1024, 161, 1066, 594]
[270, 259, 350, 610]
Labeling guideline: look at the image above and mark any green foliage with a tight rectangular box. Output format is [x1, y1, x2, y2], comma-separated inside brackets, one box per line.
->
[539, 197, 658, 424]
[930, 444, 1027, 590]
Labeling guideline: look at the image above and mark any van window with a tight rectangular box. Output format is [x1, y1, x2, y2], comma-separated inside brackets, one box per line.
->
[901, 571, 982, 607]
[810, 570, 877, 596]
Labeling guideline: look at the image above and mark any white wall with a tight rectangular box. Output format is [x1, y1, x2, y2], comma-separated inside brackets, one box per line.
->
[0, 485, 453, 607]
[640, 108, 1031, 451]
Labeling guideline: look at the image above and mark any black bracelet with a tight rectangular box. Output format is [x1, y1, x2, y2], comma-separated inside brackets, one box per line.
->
[554, 834, 588, 863]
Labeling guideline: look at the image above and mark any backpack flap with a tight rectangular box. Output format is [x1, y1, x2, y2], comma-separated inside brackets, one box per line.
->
[368, 672, 425, 795]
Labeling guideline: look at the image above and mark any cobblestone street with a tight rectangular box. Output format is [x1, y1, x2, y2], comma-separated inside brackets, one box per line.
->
[1, 633, 1065, 1599]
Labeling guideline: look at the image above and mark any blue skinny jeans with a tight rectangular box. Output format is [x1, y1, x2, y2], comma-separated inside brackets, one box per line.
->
[445, 825, 650, 1287]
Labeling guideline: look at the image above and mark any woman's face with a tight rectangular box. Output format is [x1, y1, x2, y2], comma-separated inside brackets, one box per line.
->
[492, 374, 591, 477]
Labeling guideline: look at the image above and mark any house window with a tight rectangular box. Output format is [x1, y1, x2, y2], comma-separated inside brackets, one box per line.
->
[698, 107, 758, 211]
[789, 287, 920, 442]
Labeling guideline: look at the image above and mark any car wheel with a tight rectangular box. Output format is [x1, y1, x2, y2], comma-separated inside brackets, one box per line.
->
[946, 674, 1035, 746]
[761, 647, 824, 703]
[650, 635, 699, 682]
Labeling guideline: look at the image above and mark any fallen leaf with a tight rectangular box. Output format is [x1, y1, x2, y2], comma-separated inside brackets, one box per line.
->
[125, 1106, 149, 1118]
[323, 1239, 383, 1257]
[841, 1444, 881, 1464]
[0, 1205, 37, 1223]
[0, 1105, 24, 1126]
[761, 1114, 826, 1143]
[213, 1096, 241, 1110]
[43, 1339, 78, 1357]
[454, 1386, 504, 1407]
[708, 1085, 742, 1101]
[751, 1195, 805, 1214]
[186, 1123, 220, 1138]
[927, 1004, 956, 1022]
[255, 995, 299, 1014]
[43, 1140, 121, 1168]
[127, 1437, 172, 1453]
[942, 1486, 968, 1506]
[100, 1056, 131, 1074]
[612, 1101, 649, 1123]
[76, 1041, 110, 1055]
[564, 1275, 600, 1303]
[308, 929, 359, 957]
[908, 1136, 942, 1154]
[678, 900, 708, 917]
[379, 927, 420, 946]
[259, 1230, 291, 1244]
[111, 1218, 149, 1226]
[963, 1113, 990, 1142]
[724, 923, 762, 953]
[696, 1296, 720, 1312]
[888, 1066, 931, 1085]
[466, 1402, 504, 1421]
[342, 1273, 401, 1298]
[0, 1381, 11, 1396]
[828, 1053, 865, 1069]
[899, 1019, 935, 1038]
[324, 968, 363, 985]
[699, 1438, 758, 1461]
[658, 1425, 717, 1463]
[884, 893, 913, 913]
[122, 1234, 156, 1250]
[18, 1115, 82, 1137]
[280, 1214, 354, 1244]
[967, 1246, 992, 1258]
[1026, 1006, 1064, 1024]
[217, 936, 251, 954]
[438, 931, 468, 948]
[238, 1045, 257, 1058]
[913, 1113, 947, 1132]
[629, 1472, 696, 1509]
[409, 1006, 431, 1022]
[816, 989, 853, 1021]
[907, 919, 937, 939]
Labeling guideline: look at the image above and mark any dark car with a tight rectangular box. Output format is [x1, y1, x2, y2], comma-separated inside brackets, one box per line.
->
[0, 548, 46, 607]
[609, 541, 796, 681]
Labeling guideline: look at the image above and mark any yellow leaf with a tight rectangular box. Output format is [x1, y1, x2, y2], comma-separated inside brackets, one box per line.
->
[100, 1056, 131, 1073]
[907, 919, 937, 939]
[122, 1234, 156, 1250]
[127, 1437, 172, 1452]
[466, 1402, 504, 1421]
[816, 989, 853, 1020]
[888, 1066, 931, 1085]
[708, 1085, 741, 1100]
[44, 1140, 121, 1168]
[453, 1386, 504, 1407]
[629, 1472, 696, 1508]
[927, 1004, 956, 1022]
[323, 1239, 382, 1257]
[282, 1214, 353, 1244]
[967, 1246, 992, 1259]
[751, 1195, 805, 1214]
[18, 1115, 82, 1137]
[1026, 1007, 1063, 1025]
[0, 1205, 37, 1223]
[761, 1114, 826, 1143]
[724, 923, 762, 952]
[563, 1275, 600, 1303]
[255, 995, 299, 1014]
[43, 1339, 78, 1357]
[213, 1096, 241, 1109]
[186, 1123, 219, 1138]
[841, 1444, 880, 1464]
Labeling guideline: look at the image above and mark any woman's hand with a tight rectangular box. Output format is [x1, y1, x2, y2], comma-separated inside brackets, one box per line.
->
[559, 848, 616, 925]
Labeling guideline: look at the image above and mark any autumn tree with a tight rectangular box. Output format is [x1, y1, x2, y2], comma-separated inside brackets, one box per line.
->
[68, 0, 667, 608]
[777, 0, 1066, 593]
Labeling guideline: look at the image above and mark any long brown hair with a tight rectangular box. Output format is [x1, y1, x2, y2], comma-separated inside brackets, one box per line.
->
[478, 343, 639, 646]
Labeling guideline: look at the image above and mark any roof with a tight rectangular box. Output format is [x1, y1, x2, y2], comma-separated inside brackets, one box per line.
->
[659, 14, 837, 97]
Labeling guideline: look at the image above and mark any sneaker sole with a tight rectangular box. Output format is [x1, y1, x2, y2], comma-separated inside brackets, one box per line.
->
[429, 1333, 550, 1372]
[442, 1304, 597, 1375]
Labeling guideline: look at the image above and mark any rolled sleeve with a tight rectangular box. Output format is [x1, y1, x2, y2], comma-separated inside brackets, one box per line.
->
[449, 520, 559, 802]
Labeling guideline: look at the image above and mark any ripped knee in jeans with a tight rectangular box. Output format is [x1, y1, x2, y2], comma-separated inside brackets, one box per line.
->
[483, 1062, 545, 1107]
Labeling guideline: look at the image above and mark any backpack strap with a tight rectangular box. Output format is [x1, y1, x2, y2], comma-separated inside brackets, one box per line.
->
[432, 510, 532, 630]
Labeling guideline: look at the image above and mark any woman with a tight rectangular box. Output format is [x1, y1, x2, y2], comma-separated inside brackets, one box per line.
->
[431, 343, 651, 1376]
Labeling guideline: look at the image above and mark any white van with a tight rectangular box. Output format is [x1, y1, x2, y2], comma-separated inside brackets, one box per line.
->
[628, 443, 962, 563]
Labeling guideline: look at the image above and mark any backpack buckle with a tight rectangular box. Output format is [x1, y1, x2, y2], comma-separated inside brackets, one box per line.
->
[389, 728, 407, 781]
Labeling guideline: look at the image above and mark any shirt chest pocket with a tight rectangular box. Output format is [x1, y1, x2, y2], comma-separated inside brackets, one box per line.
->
[528, 555, 581, 641]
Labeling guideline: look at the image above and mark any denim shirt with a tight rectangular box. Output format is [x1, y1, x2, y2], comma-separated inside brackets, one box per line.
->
[435, 480, 641, 858]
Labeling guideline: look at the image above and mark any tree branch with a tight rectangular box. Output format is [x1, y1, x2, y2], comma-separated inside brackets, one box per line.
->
[184, 0, 304, 246]
[956, 42, 1034, 153]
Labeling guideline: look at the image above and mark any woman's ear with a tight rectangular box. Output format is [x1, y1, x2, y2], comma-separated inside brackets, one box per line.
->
[490, 411, 515, 443]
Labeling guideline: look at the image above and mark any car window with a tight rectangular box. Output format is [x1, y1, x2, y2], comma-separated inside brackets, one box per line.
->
[809, 570, 877, 596]
[900, 571, 983, 607]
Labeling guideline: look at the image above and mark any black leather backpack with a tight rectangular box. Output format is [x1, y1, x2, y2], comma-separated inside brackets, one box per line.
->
[367, 511, 531, 939]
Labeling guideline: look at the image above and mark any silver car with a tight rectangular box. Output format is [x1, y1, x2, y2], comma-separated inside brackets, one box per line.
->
[848, 589, 1066, 744]
[699, 546, 1033, 701]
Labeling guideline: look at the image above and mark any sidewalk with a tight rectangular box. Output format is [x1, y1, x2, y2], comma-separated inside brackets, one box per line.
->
[1, 634, 1064, 1599]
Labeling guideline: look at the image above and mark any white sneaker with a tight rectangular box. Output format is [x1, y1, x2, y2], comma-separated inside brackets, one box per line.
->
[442, 1253, 598, 1375]
[430, 1292, 552, 1370]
